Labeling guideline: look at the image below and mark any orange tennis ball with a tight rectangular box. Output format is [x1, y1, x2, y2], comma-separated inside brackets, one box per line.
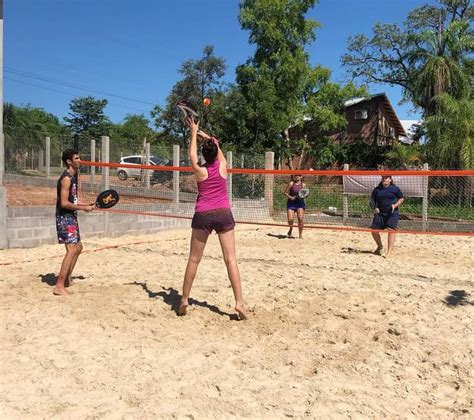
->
[203, 97, 211, 106]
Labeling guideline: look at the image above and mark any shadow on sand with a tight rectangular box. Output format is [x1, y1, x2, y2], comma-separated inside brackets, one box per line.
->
[39, 273, 86, 287]
[341, 247, 375, 255]
[443, 290, 473, 307]
[128, 281, 239, 320]
[267, 233, 290, 239]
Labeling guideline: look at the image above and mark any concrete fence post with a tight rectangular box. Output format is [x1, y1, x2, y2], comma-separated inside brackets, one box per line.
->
[0, 132, 4, 186]
[101, 136, 110, 234]
[38, 149, 44, 172]
[0, 186, 7, 249]
[90, 139, 96, 185]
[422, 163, 429, 231]
[343, 164, 349, 224]
[144, 142, 151, 189]
[173, 144, 180, 204]
[226, 151, 233, 203]
[45, 137, 50, 179]
[264, 151, 275, 211]
[0, 132, 5, 248]
[101, 136, 110, 191]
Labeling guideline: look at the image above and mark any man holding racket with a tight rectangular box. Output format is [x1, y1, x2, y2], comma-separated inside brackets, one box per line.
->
[178, 117, 246, 320]
[54, 149, 94, 296]
[284, 174, 307, 239]
[370, 175, 404, 257]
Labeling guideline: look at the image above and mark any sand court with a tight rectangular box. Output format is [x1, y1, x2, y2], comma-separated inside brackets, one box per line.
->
[0, 226, 472, 418]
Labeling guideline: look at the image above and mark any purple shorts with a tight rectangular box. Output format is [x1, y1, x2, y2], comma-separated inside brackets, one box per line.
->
[56, 213, 81, 244]
[191, 208, 235, 234]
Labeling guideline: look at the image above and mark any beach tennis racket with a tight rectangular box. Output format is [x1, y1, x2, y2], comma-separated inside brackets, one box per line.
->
[177, 100, 199, 124]
[93, 189, 120, 209]
[298, 188, 310, 199]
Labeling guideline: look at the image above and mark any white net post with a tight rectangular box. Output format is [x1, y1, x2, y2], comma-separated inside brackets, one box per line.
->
[144, 142, 151, 189]
[45, 136, 50, 179]
[173, 144, 180, 204]
[264, 151, 274, 210]
[101, 136, 110, 191]
[343, 164, 349, 224]
[227, 151, 233, 204]
[422, 163, 429, 231]
[90, 139, 96, 185]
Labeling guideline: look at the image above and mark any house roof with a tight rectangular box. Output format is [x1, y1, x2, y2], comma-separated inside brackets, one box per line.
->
[345, 93, 407, 137]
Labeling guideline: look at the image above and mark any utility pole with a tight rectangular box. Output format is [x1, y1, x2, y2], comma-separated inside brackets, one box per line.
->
[0, 0, 7, 249]
[0, 0, 4, 185]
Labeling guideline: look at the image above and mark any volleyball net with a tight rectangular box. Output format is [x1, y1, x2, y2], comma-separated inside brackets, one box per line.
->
[79, 160, 474, 236]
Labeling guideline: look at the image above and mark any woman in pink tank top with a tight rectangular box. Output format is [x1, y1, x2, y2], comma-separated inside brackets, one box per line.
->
[178, 116, 246, 320]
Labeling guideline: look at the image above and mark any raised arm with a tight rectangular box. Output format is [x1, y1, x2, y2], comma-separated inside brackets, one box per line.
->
[187, 117, 200, 169]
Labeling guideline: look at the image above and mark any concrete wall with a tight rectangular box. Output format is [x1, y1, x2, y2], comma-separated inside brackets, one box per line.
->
[6, 206, 191, 249]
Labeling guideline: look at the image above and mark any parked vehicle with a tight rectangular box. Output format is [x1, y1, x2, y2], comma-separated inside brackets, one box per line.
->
[116, 155, 169, 181]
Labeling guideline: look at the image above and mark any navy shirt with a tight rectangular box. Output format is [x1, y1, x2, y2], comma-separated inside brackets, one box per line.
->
[371, 184, 403, 214]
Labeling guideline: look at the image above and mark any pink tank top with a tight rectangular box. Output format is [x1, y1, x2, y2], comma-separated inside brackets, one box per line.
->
[195, 160, 231, 212]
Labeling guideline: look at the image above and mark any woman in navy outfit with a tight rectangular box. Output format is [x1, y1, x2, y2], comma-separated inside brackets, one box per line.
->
[370, 175, 404, 257]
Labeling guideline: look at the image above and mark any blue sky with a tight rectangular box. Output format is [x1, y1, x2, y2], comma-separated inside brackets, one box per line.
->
[5, 0, 433, 125]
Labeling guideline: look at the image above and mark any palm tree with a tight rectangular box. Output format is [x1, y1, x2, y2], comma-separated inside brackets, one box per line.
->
[409, 20, 472, 116]
[384, 143, 423, 169]
[424, 93, 473, 170]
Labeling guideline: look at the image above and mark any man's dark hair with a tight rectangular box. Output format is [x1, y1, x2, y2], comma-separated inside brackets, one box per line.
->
[62, 149, 79, 166]
[201, 140, 217, 164]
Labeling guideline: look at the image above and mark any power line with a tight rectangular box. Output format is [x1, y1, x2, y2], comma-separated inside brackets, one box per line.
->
[5, 67, 157, 106]
[5, 76, 151, 113]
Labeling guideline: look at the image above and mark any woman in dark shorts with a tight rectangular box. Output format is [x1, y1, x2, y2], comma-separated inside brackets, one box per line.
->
[178, 116, 246, 320]
[370, 175, 404, 257]
[284, 174, 306, 239]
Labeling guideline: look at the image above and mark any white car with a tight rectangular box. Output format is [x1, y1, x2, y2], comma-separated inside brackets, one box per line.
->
[116, 155, 169, 181]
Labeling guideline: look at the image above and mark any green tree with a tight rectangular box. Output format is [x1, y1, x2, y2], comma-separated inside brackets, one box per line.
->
[424, 93, 473, 169]
[111, 114, 155, 144]
[342, 1, 473, 169]
[384, 143, 423, 169]
[293, 66, 367, 168]
[151, 45, 227, 147]
[64, 96, 112, 148]
[235, 0, 320, 161]
[109, 114, 157, 160]
[4, 103, 69, 171]
[342, 0, 472, 115]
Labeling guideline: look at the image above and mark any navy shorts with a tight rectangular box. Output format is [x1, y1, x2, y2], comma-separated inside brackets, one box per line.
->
[371, 211, 399, 230]
[191, 208, 235, 234]
[56, 213, 81, 244]
[287, 199, 306, 211]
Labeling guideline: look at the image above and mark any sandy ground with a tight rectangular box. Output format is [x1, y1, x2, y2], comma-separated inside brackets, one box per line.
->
[0, 226, 472, 419]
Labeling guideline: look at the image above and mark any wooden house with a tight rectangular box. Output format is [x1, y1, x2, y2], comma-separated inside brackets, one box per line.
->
[331, 93, 406, 146]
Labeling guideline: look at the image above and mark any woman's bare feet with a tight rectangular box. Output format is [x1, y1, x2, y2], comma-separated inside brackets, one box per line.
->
[235, 304, 247, 320]
[178, 300, 188, 316]
[287, 228, 293, 238]
[53, 287, 69, 296]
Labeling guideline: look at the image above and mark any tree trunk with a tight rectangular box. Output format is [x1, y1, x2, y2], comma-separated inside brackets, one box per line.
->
[283, 128, 293, 170]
